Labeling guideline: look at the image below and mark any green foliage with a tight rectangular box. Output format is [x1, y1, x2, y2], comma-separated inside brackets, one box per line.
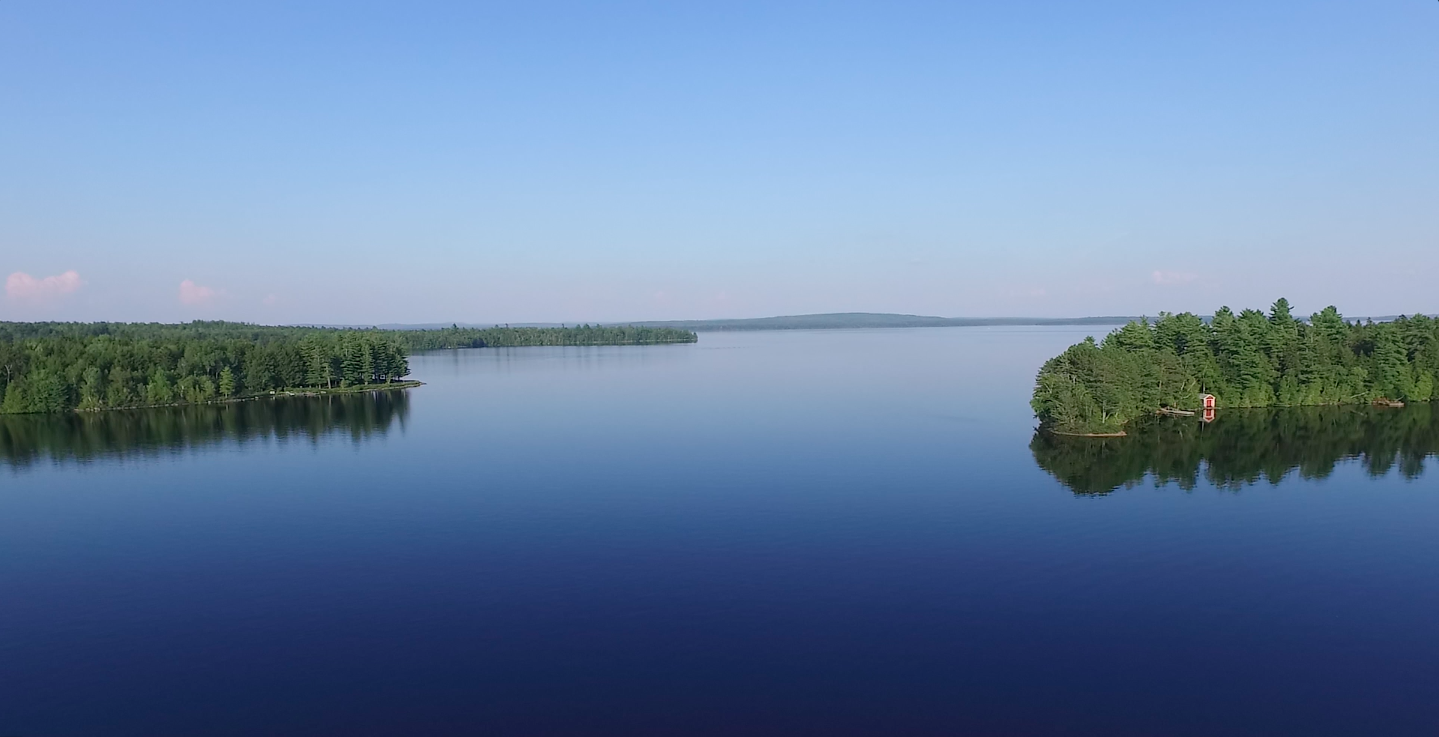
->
[1032, 301, 1439, 433]
[0, 320, 695, 414]
[401, 324, 698, 349]
[0, 322, 412, 414]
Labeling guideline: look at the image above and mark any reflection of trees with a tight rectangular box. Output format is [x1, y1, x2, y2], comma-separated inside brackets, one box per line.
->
[1031, 404, 1439, 495]
[0, 390, 408, 468]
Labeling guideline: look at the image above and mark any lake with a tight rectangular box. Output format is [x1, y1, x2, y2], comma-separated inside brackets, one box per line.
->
[3, 327, 1437, 736]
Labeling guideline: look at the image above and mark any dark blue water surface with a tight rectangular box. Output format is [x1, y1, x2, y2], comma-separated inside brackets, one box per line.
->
[3, 327, 1437, 736]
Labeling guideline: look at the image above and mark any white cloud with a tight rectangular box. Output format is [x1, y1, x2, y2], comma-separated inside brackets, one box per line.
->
[6, 270, 84, 301]
[179, 279, 221, 305]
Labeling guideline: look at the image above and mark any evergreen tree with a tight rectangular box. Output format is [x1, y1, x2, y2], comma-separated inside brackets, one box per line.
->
[0, 319, 684, 414]
[1034, 298, 1439, 433]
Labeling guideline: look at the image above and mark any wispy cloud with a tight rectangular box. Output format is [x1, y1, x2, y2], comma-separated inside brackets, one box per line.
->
[179, 279, 221, 305]
[6, 270, 84, 301]
[1151, 270, 1199, 285]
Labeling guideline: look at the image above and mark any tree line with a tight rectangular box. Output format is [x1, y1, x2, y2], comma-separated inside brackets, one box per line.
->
[0, 324, 411, 414]
[1030, 404, 1438, 495]
[1031, 299, 1439, 434]
[401, 324, 698, 349]
[0, 320, 698, 414]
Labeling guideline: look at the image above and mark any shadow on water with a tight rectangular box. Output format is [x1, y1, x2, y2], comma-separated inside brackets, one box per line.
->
[0, 390, 409, 469]
[1031, 403, 1439, 495]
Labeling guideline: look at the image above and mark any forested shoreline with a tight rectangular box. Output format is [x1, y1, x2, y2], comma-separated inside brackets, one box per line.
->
[401, 324, 698, 349]
[0, 321, 698, 414]
[1031, 299, 1438, 434]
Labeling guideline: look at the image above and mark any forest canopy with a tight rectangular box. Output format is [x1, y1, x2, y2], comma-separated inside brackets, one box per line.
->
[398, 324, 698, 349]
[0, 321, 698, 414]
[1030, 300, 1438, 434]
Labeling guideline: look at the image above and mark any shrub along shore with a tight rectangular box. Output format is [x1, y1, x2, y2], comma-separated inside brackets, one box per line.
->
[1031, 299, 1438, 435]
[0, 321, 697, 414]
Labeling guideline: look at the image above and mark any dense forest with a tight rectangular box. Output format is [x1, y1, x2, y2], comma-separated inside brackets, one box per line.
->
[400, 324, 698, 349]
[1031, 404, 1438, 495]
[0, 391, 406, 468]
[0, 321, 697, 414]
[1031, 299, 1439, 434]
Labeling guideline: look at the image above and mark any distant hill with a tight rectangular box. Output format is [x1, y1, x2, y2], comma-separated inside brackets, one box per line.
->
[606, 313, 1138, 332]
[338, 312, 1435, 333]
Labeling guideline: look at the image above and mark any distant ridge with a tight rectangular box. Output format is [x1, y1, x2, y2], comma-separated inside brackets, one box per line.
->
[604, 313, 1138, 332]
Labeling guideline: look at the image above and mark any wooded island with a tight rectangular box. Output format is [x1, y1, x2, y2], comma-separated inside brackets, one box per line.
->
[0, 321, 697, 414]
[1031, 300, 1438, 435]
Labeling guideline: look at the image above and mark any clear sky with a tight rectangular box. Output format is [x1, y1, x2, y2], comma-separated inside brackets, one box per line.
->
[2, 1, 1436, 324]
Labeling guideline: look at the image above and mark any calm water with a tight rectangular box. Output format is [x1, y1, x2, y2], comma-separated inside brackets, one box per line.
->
[3, 327, 1437, 736]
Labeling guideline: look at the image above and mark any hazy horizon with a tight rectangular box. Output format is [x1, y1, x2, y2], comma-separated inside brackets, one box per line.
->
[4, 2, 1436, 324]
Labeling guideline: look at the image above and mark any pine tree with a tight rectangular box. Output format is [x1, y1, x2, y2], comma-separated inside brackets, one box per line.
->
[1373, 329, 1411, 400]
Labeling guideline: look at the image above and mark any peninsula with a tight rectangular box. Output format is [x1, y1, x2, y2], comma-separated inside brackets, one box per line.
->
[1031, 299, 1438, 435]
[0, 322, 697, 414]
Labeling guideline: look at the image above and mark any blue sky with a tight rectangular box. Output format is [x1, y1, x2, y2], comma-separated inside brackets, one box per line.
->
[2, 1, 1435, 324]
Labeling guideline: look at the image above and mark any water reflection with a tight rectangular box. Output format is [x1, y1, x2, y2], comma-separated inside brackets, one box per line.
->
[1031, 404, 1439, 495]
[0, 390, 409, 468]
